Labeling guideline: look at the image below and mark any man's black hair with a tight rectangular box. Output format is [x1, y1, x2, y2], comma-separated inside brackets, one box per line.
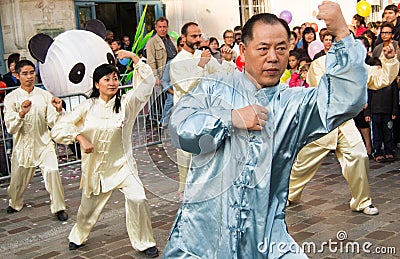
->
[384, 4, 399, 13]
[15, 60, 35, 74]
[242, 13, 290, 46]
[181, 22, 199, 36]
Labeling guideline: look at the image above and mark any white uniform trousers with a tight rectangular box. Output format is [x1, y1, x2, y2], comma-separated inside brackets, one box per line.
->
[68, 172, 156, 251]
[176, 148, 192, 193]
[8, 149, 66, 214]
[289, 128, 372, 211]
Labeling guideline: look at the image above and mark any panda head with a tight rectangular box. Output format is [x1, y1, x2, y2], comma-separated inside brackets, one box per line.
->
[28, 20, 116, 97]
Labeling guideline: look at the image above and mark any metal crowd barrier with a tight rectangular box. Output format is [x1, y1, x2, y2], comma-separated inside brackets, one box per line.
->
[0, 83, 169, 181]
[0, 102, 11, 179]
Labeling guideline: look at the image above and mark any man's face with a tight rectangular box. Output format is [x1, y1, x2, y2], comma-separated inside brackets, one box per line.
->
[323, 35, 333, 51]
[235, 33, 242, 44]
[106, 32, 114, 41]
[122, 37, 130, 46]
[240, 21, 289, 87]
[16, 65, 35, 88]
[156, 21, 168, 38]
[384, 10, 397, 24]
[224, 32, 234, 45]
[200, 39, 210, 47]
[183, 25, 202, 51]
[381, 26, 393, 43]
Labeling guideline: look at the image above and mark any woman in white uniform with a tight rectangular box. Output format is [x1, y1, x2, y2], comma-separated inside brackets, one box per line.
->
[51, 50, 159, 258]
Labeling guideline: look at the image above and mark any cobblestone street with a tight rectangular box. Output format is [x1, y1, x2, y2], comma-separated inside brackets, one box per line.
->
[0, 141, 399, 258]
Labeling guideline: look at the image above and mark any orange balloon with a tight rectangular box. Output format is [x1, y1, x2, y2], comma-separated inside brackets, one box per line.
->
[310, 23, 318, 32]
[312, 10, 317, 17]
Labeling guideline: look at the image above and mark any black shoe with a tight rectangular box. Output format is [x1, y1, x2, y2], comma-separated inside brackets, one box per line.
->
[385, 155, 395, 162]
[6, 206, 18, 214]
[55, 210, 68, 221]
[69, 242, 84, 250]
[144, 246, 159, 258]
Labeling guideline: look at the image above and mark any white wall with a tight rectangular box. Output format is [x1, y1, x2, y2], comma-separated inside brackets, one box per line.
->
[0, 0, 75, 62]
[270, 0, 356, 31]
[166, 0, 358, 42]
[165, 0, 240, 41]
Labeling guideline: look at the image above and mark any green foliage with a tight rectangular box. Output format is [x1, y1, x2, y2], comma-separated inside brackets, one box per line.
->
[134, 4, 148, 44]
[122, 4, 154, 85]
[137, 31, 154, 53]
[124, 71, 134, 87]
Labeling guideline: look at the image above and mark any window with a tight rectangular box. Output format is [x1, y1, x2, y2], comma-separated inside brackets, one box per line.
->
[239, 0, 270, 25]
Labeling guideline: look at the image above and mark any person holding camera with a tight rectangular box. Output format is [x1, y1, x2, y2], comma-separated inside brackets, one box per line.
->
[169, 22, 235, 200]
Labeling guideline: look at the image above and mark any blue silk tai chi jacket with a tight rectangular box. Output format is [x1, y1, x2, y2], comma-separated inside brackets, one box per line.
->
[164, 35, 368, 259]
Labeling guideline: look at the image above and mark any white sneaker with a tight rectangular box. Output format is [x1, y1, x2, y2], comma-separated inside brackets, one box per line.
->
[362, 205, 379, 215]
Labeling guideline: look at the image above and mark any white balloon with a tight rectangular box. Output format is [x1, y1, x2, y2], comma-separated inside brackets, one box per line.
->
[308, 40, 324, 60]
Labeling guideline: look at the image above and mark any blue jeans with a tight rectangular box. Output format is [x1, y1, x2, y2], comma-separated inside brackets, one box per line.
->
[160, 60, 173, 126]
[160, 92, 173, 125]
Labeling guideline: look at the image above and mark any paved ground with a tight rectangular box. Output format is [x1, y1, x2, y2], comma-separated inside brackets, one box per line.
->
[0, 139, 399, 258]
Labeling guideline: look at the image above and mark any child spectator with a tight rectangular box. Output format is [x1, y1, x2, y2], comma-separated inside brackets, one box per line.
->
[209, 37, 222, 63]
[298, 56, 312, 68]
[288, 50, 300, 74]
[281, 50, 300, 83]
[352, 14, 368, 36]
[289, 63, 310, 88]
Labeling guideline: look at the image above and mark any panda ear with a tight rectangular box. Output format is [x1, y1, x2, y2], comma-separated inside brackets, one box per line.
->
[28, 33, 54, 63]
[84, 19, 107, 40]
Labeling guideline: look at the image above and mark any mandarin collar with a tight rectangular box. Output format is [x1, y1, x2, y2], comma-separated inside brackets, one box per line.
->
[98, 94, 116, 107]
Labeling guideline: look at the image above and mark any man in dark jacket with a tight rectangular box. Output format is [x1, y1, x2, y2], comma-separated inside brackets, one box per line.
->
[374, 4, 400, 47]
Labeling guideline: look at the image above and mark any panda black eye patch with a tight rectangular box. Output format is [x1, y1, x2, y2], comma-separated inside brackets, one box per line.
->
[69, 63, 85, 84]
[107, 53, 116, 66]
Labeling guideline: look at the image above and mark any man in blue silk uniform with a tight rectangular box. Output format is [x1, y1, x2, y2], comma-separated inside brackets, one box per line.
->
[163, 1, 368, 258]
